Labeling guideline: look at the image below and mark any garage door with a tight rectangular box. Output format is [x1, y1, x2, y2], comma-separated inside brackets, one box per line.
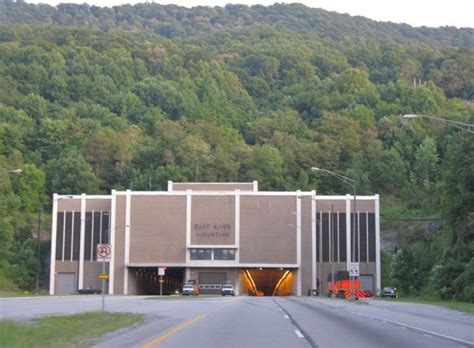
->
[57, 273, 77, 294]
[360, 275, 374, 292]
[198, 272, 227, 294]
[199, 272, 226, 284]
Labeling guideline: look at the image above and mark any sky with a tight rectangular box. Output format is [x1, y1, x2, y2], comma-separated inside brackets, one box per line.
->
[26, 0, 474, 28]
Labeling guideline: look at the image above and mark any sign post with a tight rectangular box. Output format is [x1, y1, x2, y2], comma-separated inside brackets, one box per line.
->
[348, 262, 359, 300]
[158, 267, 166, 296]
[97, 244, 112, 310]
[348, 262, 359, 277]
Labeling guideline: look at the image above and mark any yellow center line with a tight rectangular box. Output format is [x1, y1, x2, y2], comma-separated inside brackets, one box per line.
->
[142, 313, 206, 348]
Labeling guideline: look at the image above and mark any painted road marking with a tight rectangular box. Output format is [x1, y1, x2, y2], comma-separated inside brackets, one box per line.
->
[284, 314, 289, 319]
[295, 330, 304, 338]
[142, 314, 206, 348]
[355, 312, 473, 346]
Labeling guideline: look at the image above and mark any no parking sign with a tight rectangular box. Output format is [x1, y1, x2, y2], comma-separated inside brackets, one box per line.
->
[97, 244, 112, 262]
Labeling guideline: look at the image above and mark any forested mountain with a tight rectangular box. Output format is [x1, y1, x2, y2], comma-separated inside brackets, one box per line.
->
[0, 1, 473, 301]
[1, 1, 474, 49]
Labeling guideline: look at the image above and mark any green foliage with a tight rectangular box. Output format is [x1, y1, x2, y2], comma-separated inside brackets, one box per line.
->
[381, 250, 393, 288]
[391, 249, 422, 294]
[1, 2, 473, 49]
[414, 136, 439, 187]
[46, 150, 101, 195]
[0, 3, 472, 297]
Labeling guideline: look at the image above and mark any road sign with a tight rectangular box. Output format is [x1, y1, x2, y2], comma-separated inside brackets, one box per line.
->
[158, 267, 167, 276]
[99, 274, 109, 280]
[348, 262, 359, 277]
[97, 244, 112, 262]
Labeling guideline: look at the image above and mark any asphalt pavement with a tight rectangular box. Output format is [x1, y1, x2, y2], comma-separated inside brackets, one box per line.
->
[1, 295, 473, 348]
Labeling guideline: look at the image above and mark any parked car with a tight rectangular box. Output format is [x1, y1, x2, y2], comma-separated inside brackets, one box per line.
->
[221, 285, 235, 296]
[382, 287, 397, 298]
[182, 284, 199, 296]
[364, 290, 374, 297]
[78, 286, 101, 294]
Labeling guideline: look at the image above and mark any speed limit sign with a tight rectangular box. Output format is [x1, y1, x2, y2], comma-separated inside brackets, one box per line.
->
[97, 244, 112, 262]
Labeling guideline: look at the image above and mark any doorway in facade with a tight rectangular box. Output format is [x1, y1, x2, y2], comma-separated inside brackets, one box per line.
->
[241, 268, 294, 296]
[130, 267, 185, 295]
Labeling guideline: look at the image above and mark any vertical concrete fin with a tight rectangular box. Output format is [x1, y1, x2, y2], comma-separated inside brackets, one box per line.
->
[346, 194, 351, 267]
[186, 189, 192, 263]
[311, 190, 316, 290]
[235, 189, 241, 263]
[375, 194, 381, 295]
[70, 210, 75, 262]
[78, 193, 86, 290]
[124, 189, 131, 295]
[253, 181, 258, 192]
[109, 189, 116, 295]
[296, 190, 302, 296]
[49, 193, 58, 295]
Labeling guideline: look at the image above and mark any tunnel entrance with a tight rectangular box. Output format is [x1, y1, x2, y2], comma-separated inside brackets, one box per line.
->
[241, 268, 294, 296]
[130, 267, 185, 295]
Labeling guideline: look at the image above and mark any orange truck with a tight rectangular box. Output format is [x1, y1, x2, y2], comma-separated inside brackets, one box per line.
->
[327, 271, 366, 299]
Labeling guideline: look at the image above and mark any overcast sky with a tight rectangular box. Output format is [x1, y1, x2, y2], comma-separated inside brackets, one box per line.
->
[26, 0, 474, 28]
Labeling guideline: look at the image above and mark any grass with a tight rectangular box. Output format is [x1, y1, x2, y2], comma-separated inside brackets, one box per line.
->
[388, 296, 474, 314]
[0, 290, 48, 297]
[0, 311, 145, 348]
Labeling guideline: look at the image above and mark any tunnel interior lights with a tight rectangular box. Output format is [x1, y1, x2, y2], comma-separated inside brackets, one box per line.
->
[272, 270, 290, 296]
[244, 270, 258, 294]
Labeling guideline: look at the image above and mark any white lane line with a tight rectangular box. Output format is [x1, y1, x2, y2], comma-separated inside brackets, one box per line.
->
[279, 307, 282, 311]
[399, 326, 407, 330]
[355, 312, 473, 346]
[295, 329, 304, 338]
[284, 314, 289, 319]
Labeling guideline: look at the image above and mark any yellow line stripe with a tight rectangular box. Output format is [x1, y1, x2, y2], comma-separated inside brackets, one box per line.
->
[142, 313, 206, 348]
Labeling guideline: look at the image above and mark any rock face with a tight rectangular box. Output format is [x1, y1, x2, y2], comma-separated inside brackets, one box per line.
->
[381, 219, 441, 252]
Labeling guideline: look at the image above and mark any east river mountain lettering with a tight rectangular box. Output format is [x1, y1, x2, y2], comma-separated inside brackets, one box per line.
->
[194, 224, 231, 238]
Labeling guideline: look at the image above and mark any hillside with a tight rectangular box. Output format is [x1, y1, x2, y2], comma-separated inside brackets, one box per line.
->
[0, 2, 473, 300]
[1, 2, 473, 48]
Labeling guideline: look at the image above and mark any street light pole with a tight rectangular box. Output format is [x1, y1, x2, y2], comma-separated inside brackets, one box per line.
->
[311, 167, 357, 300]
[402, 114, 474, 134]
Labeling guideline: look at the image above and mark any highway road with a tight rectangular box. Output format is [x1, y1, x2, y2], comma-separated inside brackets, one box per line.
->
[1, 295, 473, 347]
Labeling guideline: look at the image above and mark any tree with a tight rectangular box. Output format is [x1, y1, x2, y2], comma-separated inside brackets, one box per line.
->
[414, 137, 438, 187]
[370, 148, 407, 194]
[10, 163, 46, 213]
[391, 248, 421, 294]
[176, 135, 213, 181]
[46, 150, 101, 195]
[252, 145, 285, 190]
